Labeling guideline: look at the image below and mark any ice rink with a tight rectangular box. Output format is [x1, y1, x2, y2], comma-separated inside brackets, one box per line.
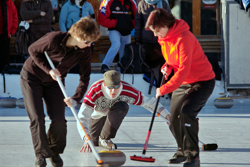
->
[0, 99, 250, 167]
[0, 74, 250, 167]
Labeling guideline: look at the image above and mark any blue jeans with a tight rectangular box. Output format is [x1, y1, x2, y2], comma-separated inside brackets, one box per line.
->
[102, 30, 131, 67]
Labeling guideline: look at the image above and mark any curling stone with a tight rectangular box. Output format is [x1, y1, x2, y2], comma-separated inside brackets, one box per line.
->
[16, 98, 25, 108]
[0, 96, 17, 108]
[214, 97, 234, 108]
[98, 150, 126, 167]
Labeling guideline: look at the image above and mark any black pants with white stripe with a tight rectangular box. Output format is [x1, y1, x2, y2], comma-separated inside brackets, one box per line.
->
[169, 78, 215, 158]
[89, 101, 129, 146]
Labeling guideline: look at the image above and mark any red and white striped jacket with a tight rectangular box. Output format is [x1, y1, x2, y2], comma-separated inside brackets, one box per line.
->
[77, 79, 169, 138]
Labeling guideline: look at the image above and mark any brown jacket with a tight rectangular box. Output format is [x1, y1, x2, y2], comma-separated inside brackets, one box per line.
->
[20, 0, 53, 44]
[23, 31, 92, 103]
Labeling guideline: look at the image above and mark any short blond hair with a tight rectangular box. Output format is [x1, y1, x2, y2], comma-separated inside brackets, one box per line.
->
[68, 17, 100, 42]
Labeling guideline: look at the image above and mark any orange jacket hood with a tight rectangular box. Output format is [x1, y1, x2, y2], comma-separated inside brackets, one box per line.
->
[158, 19, 215, 95]
[162, 19, 190, 40]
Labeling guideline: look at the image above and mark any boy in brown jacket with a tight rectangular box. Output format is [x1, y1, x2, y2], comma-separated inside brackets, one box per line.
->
[20, 17, 100, 167]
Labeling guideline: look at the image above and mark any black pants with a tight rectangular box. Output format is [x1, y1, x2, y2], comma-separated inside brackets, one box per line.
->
[89, 101, 129, 146]
[169, 79, 215, 158]
[0, 34, 10, 73]
[20, 68, 67, 158]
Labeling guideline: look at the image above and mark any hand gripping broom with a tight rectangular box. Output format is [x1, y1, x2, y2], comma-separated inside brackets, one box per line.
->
[130, 75, 166, 162]
[44, 51, 103, 165]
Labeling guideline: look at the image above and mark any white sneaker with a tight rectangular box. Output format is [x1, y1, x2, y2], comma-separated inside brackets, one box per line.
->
[98, 136, 117, 150]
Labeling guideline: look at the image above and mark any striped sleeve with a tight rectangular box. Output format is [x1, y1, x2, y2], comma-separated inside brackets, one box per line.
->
[120, 81, 143, 105]
[83, 80, 103, 108]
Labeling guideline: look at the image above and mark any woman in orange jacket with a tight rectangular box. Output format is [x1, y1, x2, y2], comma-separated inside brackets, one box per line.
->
[145, 8, 215, 167]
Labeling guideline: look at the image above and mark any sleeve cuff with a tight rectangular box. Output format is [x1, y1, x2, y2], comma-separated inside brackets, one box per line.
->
[157, 107, 170, 118]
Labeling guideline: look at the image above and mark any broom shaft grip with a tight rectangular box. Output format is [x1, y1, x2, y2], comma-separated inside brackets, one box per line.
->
[142, 97, 160, 155]
[44, 51, 103, 164]
[148, 97, 160, 131]
[142, 131, 151, 155]
[142, 75, 165, 155]
[148, 75, 165, 131]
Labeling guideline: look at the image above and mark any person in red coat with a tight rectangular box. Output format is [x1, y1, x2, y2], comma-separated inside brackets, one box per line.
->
[0, 0, 18, 73]
[98, 0, 137, 73]
[145, 8, 215, 167]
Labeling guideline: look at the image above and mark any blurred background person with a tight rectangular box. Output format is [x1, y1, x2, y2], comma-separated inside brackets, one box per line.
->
[98, 0, 137, 73]
[0, 0, 18, 73]
[135, 0, 172, 90]
[59, 0, 95, 73]
[59, 0, 95, 32]
[20, 0, 53, 52]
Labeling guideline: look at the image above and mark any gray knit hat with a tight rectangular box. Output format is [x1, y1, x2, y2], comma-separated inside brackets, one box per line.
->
[104, 70, 121, 87]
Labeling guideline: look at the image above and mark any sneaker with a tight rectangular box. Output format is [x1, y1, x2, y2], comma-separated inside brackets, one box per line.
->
[98, 136, 117, 150]
[101, 64, 110, 73]
[35, 156, 47, 167]
[48, 153, 63, 167]
[168, 153, 187, 164]
[183, 156, 200, 167]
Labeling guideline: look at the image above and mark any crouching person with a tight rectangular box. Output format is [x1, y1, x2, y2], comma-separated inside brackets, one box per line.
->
[65, 70, 170, 151]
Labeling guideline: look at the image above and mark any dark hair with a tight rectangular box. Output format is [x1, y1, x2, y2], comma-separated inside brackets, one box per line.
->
[145, 8, 176, 30]
[70, 0, 86, 6]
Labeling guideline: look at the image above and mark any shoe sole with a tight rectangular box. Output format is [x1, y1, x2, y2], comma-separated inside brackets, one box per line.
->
[168, 157, 187, 164]
[48, 157, 63, 167]
[35, 160, 47, 167]
[98, 144, 118, 150]
[183, 158, 200, 167]
[35, 163, 47, 167]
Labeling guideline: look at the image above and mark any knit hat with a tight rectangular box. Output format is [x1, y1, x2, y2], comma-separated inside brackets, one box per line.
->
[104, 70, 121, 87]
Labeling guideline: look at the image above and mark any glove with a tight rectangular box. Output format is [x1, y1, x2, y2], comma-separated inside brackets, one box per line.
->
[156, 88, 162, 99]
[161, 64, 169, 80]
[161, 64, 167, 74]
[70, 98, 77, 107]
[64, 97, 77, 107]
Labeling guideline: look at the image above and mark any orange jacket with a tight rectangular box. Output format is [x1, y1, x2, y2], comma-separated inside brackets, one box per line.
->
[158, 19, 215, 95]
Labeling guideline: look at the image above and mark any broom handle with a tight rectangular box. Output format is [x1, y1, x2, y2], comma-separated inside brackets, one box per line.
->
[44, 51, 103, 164]
[142, 75, 165, 156]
